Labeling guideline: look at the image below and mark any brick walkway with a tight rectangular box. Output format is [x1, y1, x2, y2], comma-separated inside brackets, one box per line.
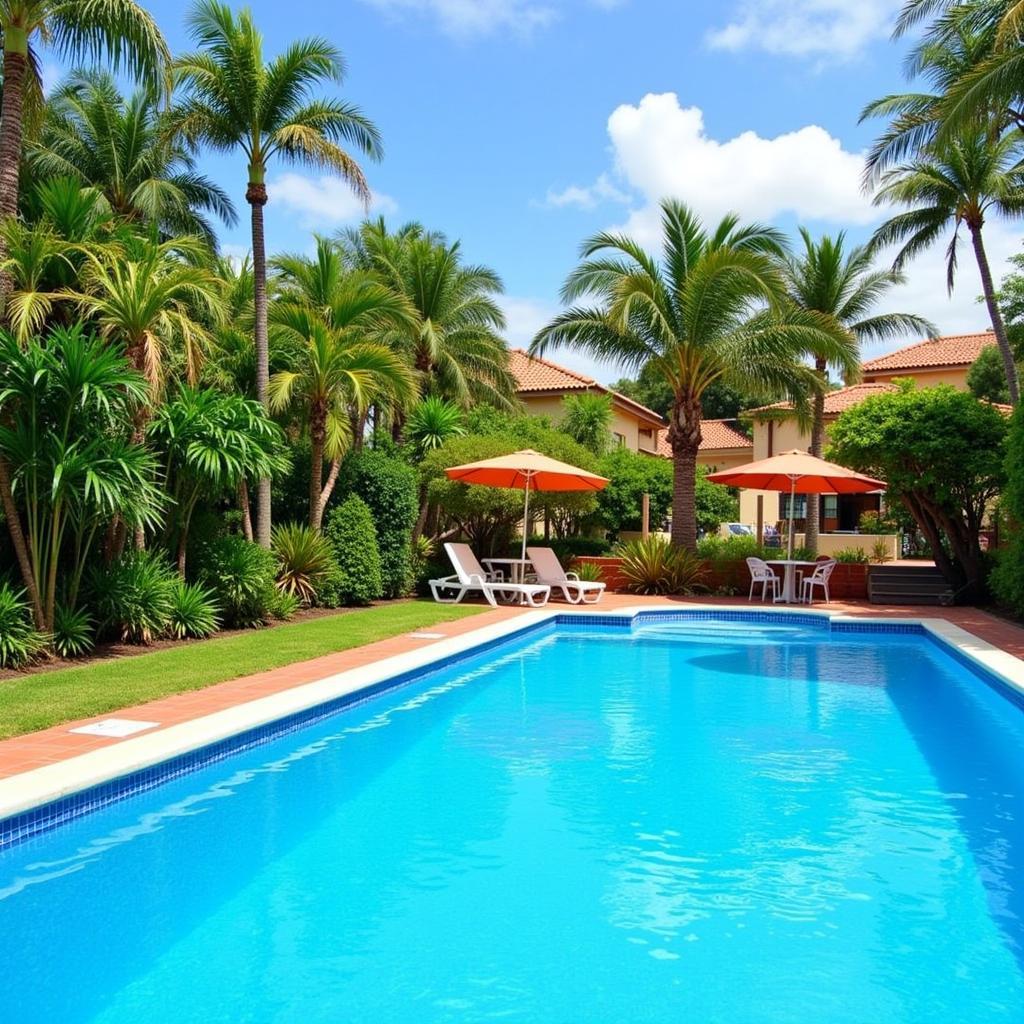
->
[1, 594, 1022, 781]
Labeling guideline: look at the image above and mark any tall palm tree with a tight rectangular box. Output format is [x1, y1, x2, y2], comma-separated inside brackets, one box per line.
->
[0, 0, 169, 228]
[871, 129, 1024, 404]
[533, 199, 854, 551]
[269, 304, 416, 529]
[29, 70, 236, 247]
[173, 0, 382, 547]
[782, 229, 935, 552]
[347, 219, 515, 422]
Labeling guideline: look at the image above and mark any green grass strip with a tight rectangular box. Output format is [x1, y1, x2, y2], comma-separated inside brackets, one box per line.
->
[0, 601, 485, 740]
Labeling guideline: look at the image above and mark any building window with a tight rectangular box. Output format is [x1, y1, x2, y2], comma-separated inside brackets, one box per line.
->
[780, 493, 807, 519]
[823, 495, 838, 519]
[614, 432, 626, 447]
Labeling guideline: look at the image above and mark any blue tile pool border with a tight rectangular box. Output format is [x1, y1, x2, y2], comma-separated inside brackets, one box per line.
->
[0, 608, 1015, 850]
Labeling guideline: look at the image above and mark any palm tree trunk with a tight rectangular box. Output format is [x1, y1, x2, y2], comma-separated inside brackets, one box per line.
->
[0, 29, 29, 298]
[238, 479, 254, 542]
[803, 356, 827, 555]
[309, 425, 325, 531]
[248, 175, 273, 546]
[0, 453, 43, 629]
[668, 395, 702, 552]
[971, 223, 1020, 405]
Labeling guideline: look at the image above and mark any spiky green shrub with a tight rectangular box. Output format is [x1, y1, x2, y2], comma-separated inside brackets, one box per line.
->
[323, 495, 383, 606]
[168, 581, 221, 639]
[266, 587, 300, 621]
[53, 604, 95, 658]
[272, 523, 334, 605]
[91, 551, 176, 643]
[570, 559, 605, 583]
[191, 535, 278, 628]
[0, 585, 48, 667]
[339, 450, 417, 597]
[615, 537, 707, 596]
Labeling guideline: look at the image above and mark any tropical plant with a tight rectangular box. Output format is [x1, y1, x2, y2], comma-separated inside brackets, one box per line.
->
[968, 342, 1017, 403]
[615, 536, 708, 595]
[167, 579, 221, 639]
[52, 603, 95, 657]
[271, 522, 334, 605]
[190, 533, 279, 628]
[346, 219, 516, 418]
[149, 386, 287, 571]
[532, 199, 852, 550]
[0, 584, 47, 666]
[0, 325, 163, 631]
[781, 228, 934, 551]
[323, 494, 383, 606]
[405, 395, 465, 459]
[0, 0, 170, 236]
[833, 547, 870, 564]
[870, 130, 1024, 404]
[569, 559, 605, 584]
[90, 549, 177, 643]
[594, 446, 673, 537]
[174, 0, 382, 546]
[30, 69, 236, 246]
[338, 448, 419, 597]
[560, 392, 613, 455]
[265, 586, 300, 620]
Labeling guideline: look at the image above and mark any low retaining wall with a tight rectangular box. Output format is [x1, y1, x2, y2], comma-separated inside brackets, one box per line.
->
[574, 557, 870, 600]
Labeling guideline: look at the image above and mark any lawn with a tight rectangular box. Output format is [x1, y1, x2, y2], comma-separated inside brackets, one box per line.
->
[0, 601, 486, 740]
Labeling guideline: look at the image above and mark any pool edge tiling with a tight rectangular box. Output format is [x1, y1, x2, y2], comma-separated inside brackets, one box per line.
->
[2, 605, 1024, 849]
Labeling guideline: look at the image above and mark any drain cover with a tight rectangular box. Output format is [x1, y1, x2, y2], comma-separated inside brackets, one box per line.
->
[407, 632, 446, 639]
[70, 719, 160, 738]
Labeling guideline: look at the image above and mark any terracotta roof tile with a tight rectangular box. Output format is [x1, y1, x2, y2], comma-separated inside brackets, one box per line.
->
[748, 383, 899, 418]
[861, 331, 995, 373]
[509, 348, 666, 427]
[656, 419, 752, 458]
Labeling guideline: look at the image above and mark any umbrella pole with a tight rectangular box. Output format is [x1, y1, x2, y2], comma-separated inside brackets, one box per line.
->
[521, 471, 532, 564]
[788, 476, 796, 560]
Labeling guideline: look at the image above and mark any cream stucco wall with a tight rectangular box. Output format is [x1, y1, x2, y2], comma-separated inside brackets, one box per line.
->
[862, 366, 971, 389]
[697, 448, 752, 472]
[518, 393, 660, 454]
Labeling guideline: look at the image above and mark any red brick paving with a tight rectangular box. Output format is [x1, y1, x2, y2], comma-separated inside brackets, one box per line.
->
[1, 594, 1023, 780]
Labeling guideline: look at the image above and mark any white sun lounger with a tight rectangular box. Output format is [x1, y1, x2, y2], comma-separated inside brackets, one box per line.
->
[526, 546, 606, 604]
[430, 543, 551, 608]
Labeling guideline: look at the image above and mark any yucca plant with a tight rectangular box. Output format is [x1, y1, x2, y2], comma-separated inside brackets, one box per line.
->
[0, 584, 48, 667]
[570, 558, 605, 583]
[91, 550, 176, 643]
[168, 580, 220, 639]
[615, 537, 708, 596]
[192, 534, 278, 628]
[271, 523, 335, 605]
[52, 603, 94, 658]
[266, 587, 300, 621]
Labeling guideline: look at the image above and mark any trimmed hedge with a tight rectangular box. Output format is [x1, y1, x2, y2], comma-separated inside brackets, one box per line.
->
[323, 495, 383, 606]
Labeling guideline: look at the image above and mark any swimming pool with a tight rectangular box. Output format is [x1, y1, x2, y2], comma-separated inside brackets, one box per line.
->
[2, 612, 1023, 1022]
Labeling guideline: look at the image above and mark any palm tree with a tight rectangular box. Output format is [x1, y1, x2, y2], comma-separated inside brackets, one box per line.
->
[782, 229, 935, 552]
[269, 303, 416, 529]
[173, 0, 382, 547]
[347, 219, 516, 422]
[532, 199, 854, 551]
[0, 0, 169, 228]
[29, 69, 236, 247]
[68, 234, 228, 405]
[871, 130, 1024, 404]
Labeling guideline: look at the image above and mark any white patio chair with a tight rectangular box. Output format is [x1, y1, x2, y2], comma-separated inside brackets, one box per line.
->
[801, 559, 837, 605]
[526, 547, 606, 604]
[746, 556, 780, 602]
[430, 543, 551, 608]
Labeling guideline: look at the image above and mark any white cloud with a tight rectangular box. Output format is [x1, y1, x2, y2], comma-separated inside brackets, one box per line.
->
[707, 0, 899, 60]
[542, 173, 632, 210]
[359, 0, 620, 37]
[268, 173, 397, 229]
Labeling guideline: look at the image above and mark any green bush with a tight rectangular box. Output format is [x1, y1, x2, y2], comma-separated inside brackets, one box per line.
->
[614, 537, 708, 595]
[340, 450, 418, 598]
[191, 535, 279, 628]
[570, 559, 605, 583]
[91, 550, 176, 644]
[595, 447, 672, 536]
[0, 585, 48, 667]
[696, 534, 769, 562]
[272, 523, 334, 605]
[168, 580, 221, 639]
[265, 587, 301, 621]
[833, 547, 869, 564]
[323, 495, 384, 606]
[53, 604, 95, 657]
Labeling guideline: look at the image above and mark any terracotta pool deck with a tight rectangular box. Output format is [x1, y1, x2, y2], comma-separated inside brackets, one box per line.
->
[1, 594, 1023, 781]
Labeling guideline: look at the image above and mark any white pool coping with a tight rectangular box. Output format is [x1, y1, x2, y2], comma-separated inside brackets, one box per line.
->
[1, 604, 1023, 825]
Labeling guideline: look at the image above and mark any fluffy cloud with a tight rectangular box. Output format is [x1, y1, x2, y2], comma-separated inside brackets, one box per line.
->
[707, 0, 899, 60]
[542, 173, 632, 210]
[360, 0, 620, 37]
[267, 173, 397, 229]
[544, 91, 1022, 346]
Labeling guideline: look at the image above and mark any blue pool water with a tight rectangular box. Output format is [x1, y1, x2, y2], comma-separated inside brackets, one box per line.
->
[2, 617, 1024, 1022]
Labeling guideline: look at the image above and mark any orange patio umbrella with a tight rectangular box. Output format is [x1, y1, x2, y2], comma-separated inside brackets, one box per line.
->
[705, 449, 886, 558]
[445, 449, 609, 561]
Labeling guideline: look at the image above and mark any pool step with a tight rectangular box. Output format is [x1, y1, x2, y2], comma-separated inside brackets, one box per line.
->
[868, 564, 952, 606]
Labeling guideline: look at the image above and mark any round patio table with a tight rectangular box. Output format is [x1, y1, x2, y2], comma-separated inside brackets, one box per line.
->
[482, 557, 534, 584]
[766, 559, 819, 604]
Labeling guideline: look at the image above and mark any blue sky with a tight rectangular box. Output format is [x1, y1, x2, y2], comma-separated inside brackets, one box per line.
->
[58, 0, 1016, 382]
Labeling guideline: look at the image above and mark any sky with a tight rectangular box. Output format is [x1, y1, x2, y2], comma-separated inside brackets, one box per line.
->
[55, 0, 1018, 384]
